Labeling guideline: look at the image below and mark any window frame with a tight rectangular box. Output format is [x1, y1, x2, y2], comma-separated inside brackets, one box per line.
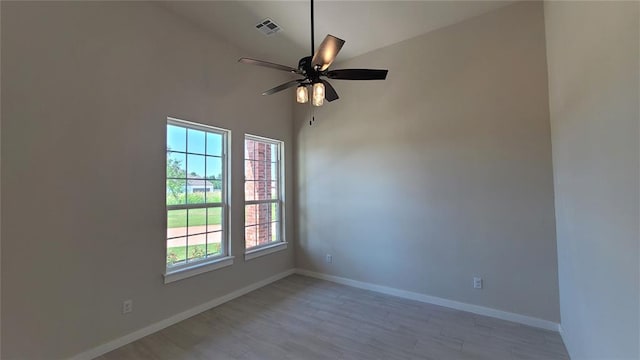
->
[243, 134, 287, 259]
[164, 117, 233, 283]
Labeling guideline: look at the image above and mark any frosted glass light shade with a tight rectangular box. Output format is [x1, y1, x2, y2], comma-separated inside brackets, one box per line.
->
[312, 82, 325, 107]
[296, 85, 308, 104]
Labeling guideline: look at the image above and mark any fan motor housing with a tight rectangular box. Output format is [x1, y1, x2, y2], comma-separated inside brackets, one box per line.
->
[298, 56, 316, 79]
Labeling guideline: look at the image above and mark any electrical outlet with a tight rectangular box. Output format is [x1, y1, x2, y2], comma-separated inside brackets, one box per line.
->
[473, 277, 483, 289]
[122, 299, 133, 314]
[326, 254, 333, 263]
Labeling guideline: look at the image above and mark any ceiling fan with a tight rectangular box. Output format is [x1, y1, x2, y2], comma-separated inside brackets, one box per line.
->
[238, 0, 388, 107]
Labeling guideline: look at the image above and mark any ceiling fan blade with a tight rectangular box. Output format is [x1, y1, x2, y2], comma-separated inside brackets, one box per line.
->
[262, 80, 302, 96]
[325, 69, 388, 80]
[239, 58, 300, 74]
[321, 80, 339, 102]
[311, 35, 345, 71]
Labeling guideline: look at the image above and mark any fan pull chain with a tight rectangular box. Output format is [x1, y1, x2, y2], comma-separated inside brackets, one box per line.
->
[308, 101, 315, 126]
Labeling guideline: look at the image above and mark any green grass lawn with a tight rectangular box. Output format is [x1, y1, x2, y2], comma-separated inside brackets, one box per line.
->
[167, 244, 221, 265]
[167, 192, 222, 228]
[166, 191, 278, 229]
[167, 208, 221, 228]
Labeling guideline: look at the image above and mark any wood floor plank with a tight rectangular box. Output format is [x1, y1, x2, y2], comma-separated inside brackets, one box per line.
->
[100, 275, 569, 360]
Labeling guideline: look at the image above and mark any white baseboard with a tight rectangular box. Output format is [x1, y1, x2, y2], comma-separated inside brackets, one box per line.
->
[295, 268, 561, 332]
[557, 324, 574, 358]
[69, 269, 296, 360]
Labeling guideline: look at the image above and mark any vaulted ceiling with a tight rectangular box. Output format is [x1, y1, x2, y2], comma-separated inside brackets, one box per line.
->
[161, 1, 514, 66]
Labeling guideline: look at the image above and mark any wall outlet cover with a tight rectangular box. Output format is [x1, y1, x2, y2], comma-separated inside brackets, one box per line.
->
[122, 300, 133, 314]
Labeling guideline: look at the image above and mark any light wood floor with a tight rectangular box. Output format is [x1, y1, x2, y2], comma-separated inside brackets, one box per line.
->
[99, 275, 569, 360]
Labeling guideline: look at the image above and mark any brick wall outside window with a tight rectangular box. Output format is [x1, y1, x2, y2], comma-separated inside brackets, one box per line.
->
[244, 138, 280, 249]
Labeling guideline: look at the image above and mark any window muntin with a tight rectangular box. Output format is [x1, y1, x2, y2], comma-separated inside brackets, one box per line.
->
[244, 135, 283, 250]
[166, 118, 229, 270]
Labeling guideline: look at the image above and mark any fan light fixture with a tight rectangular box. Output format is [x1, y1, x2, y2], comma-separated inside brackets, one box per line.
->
[296, 85, 309, 103]
[312, 82, 325, 106]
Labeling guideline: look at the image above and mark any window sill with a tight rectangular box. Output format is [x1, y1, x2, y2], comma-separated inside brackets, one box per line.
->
[245, 242, 288, 261]
[164, 256, 234, 284]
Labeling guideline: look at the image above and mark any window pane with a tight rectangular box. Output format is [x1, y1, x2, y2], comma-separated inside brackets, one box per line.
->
[187, 233, 206, 262]
[207, 231, 222, 256]
[245, 225, 258, 249]
[245, 203, 277, 226]
[271, 165, 278, 181]
[187, 154, 205, 178]
[206, 156, 222, 180]
[262, 161, 273, 181]
[245, 181, 255, 201]
[187, 128, 205, 154]
[252, 142, 264, 162]
[167, 152, 186, 178]
[167, 125, 186, 152]
[272, 221, 279, 242]
[245, 204, 256, 226]
[206, 132, 222, 156]
[207, 207, 222, 232]
[268, 203, 278, 223]
[245, 140, 255, 160]
[166, 179, 186, 205]
[271, 203, 279, 222]
[259, 222, 275, 245]
[244, 160, 254, 181]
[257, 203, 270, 224]
[246, 140, 274, 161]
[187, 208, 206, 234]
[259, 142, 270, 162]
[245, 222, 276, 249]
[244, 160, 271, 181]
[167, 237, 187, 267]
[245, 181, 276, 201]
[206, 189, 221, 203]
[247, 181, 264, 200]
[271, 143, 278, 162]
[167, 210, 187, 238]
[186, 156, 206, 204]
[187, 189, 205, 204]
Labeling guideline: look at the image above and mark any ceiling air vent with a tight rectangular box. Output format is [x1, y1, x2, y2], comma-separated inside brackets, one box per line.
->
[255, 18, 282, 36]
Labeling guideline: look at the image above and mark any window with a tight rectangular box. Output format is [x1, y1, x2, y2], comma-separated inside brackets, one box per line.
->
[244, 135, 286, 259]
[165, 118, 231, 282]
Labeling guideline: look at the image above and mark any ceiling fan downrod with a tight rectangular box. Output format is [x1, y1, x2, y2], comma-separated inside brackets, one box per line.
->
[311, 0, 314, 56]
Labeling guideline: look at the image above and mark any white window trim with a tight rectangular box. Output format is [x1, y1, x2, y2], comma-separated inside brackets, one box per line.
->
[243, 134, 286, 256]
[164, 117, 232, 282]
[164, 256, 235, 284]
[245, 242, 288, 261]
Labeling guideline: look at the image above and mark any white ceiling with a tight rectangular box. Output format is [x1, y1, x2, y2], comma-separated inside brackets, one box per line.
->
[161, 1, 514, 67]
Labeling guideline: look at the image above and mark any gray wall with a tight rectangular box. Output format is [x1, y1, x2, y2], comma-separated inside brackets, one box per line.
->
[0, 2, 3, 356]
[544, 1, 640, 358]
[294, 2, 560, 322]
[1, 2, 295, 359]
